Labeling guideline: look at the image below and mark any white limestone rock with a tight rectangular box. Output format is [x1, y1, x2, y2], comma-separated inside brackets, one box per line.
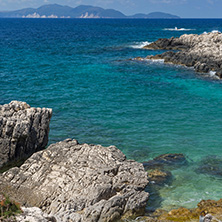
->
[0, 139, 149, 222]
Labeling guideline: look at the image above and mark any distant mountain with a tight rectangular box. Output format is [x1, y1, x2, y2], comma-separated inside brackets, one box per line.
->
[0, 4, 180, 19]
[130, 12, 180, 19]
[0, 4, 74, 18]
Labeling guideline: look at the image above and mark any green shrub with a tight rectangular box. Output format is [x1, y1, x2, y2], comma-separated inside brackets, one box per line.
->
[0, 194, 22, 221]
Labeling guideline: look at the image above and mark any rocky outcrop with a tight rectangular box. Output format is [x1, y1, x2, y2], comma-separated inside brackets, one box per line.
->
[0, 139, 149, 222]
[0, 101, 52, 169]
[143, 37, 189, 50]
[141, 32, 222, 78]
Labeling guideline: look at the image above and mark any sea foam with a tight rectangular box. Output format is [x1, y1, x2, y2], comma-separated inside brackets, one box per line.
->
[211, 30, 221, 33]
[164, 27, 195, 31]
[146, 58, 165, 63]
[203, 30, 221, 34]
[130, 41, 151, 49]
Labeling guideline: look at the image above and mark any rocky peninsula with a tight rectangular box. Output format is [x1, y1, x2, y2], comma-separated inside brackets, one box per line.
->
[137, 32, 222, 78]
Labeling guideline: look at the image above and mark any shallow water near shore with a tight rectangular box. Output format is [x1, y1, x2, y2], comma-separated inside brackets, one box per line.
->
[1, 18, 222, 211]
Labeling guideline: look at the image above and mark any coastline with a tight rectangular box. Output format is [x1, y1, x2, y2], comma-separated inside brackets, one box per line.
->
[2, 19, 222, 222]
[1, 101, 222, 221]
[134, 32, 222, 79]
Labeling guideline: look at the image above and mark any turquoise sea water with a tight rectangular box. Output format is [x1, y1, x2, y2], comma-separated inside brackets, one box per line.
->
[1, 18, 222, 210]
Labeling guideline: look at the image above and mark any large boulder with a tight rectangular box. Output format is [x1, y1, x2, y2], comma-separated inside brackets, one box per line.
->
[0, 101, 52, 169]
[0, 139, 149, 222]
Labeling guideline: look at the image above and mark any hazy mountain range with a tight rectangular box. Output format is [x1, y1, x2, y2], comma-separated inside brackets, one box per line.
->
[0, 4, 180, 19]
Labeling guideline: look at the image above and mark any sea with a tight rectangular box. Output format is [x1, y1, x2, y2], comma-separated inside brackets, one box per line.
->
[1, 18, 222, 211]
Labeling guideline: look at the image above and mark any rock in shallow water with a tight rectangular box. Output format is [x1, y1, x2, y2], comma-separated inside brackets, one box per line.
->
[153, 153, 186, 165]
[0, 101, 52, 169]
[0, 139, 149, 222]
[143, 153, 187, 171]
[196, 155, 222, 177]
[147, 169, 172, 186]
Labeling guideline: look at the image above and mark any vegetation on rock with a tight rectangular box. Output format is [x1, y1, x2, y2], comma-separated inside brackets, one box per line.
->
[0, 194, 22, 221]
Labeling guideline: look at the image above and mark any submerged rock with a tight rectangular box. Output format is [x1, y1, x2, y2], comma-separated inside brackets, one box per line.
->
[143, 154, 185, 213]
[141, 32, 222, 78]
[143, 153, 187, 171]
[196, 155, 222, 177]
[153, 153, 187, 165]
[147, 169, 172, 186]
[0, 139, 149, 222]
[0, 101, 52, 169]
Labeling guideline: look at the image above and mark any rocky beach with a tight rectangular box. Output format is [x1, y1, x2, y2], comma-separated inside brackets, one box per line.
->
[135, 32, 222, 78]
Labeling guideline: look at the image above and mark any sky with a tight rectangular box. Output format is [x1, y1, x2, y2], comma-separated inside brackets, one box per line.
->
[0, 0, 222, 18]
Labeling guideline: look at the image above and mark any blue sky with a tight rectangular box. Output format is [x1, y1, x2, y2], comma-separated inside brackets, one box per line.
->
[0, 0, 221, 18]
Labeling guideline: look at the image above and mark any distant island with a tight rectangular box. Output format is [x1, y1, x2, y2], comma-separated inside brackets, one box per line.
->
[0, 4, 180, 19]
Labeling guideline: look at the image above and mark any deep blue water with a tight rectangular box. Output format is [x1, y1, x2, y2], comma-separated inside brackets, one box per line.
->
[1, 18, 222, 210]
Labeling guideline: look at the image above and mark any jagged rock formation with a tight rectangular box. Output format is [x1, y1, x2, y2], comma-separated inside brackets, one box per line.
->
[142, 32, 222, 78]
[0, 139, 149, 222]
[0, 101, 52, 168]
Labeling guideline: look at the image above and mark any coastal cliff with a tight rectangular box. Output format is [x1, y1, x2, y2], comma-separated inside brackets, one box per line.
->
[140, 32, 222, 78]
[0, 101, 52, 169]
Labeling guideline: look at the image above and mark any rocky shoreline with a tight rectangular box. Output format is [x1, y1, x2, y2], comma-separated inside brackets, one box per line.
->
[0, 101, 149, 222]
[135, 32, 222, 78]
[1, 101, 222, 222]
